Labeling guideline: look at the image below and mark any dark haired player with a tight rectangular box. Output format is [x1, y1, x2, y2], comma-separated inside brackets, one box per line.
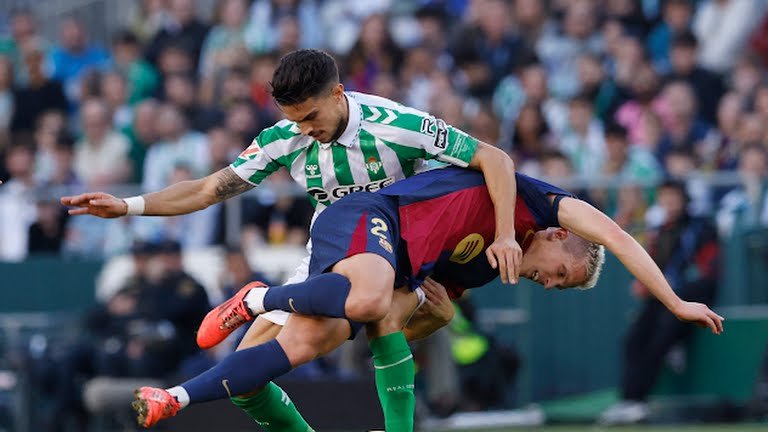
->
[62, 49, 521, 431]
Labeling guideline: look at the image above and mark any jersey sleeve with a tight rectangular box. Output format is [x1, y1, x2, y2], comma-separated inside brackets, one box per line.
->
[412, 115, 479, 167]
[358, 96, 480, 167]
[229, 135, 282, 186]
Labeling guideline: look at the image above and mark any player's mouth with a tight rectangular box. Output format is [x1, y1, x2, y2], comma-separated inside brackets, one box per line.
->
[531, 270, 540, 283]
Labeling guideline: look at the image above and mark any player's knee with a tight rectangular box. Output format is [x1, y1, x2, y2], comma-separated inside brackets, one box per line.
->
[346, 293, 390, 322]
[285, 338, 323, 365]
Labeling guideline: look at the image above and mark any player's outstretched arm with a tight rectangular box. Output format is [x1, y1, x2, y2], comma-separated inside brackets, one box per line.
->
[403, 278, 455, 341]
[556, 197, 725, 335]
[469, 142, 523, 284]
[61, 167, 254, 218]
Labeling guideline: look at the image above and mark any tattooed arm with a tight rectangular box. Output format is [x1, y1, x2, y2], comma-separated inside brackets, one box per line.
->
[143, 166, 255, 215]
[62, 167, 255, 218]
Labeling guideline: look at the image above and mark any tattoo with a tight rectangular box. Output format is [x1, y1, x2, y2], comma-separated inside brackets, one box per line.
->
[214, 167, 254, 201]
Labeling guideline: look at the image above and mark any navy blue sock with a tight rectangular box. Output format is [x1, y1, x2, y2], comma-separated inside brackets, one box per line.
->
[262, 272, 351, 318]
[182, 340, 291, 404]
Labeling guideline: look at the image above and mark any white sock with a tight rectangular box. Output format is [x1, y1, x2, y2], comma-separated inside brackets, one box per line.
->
[244, 287, 268, 315]
[166, 386, 190, 408]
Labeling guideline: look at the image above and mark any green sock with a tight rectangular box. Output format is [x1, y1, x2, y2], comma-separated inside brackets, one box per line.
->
[230, 382, 314, 432]
[370, 332, 416, 432]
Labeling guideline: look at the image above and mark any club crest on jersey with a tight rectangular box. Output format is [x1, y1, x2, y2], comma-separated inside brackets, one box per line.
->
[450, 233, 485, 264]
[239, 140, 261, 159]
[366, 157, 383, 175]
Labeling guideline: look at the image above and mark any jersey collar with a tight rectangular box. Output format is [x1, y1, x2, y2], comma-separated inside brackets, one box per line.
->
[330, 93, 361, 148]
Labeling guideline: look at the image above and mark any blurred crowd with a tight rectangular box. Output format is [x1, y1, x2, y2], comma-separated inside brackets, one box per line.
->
[1, 0, 768, 427]
[0, 0, 767, 262]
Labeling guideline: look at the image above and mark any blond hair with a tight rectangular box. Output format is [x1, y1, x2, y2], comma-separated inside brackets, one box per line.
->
[563, 232, 606, 290]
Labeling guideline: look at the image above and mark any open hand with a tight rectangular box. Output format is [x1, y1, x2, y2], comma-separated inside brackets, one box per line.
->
[673, 301, 725, 335]
[486, 234, 523, 284]
[61, 192, 128, 218]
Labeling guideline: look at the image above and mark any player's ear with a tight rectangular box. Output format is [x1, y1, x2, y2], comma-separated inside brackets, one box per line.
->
[551, 228, 569, 241]
[331, 83, 344, 99]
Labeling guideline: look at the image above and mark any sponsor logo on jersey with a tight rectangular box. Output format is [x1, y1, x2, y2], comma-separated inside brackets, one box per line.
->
[306, 177, 395, 201]
[305, 164, 321, 178]
[450, 233, 485, 264]
[434, 119, 448, 149]
[239, 140, 261, 159]
[419, 117, 448, 149]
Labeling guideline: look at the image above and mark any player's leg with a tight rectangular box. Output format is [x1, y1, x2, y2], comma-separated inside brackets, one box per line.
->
[197, 195, 400, 348]
[133, 313, 352, 428]
[198, 253, 396, 347]
[228, 316, 314, 432]
[367, 288, 421, 432]
[239, 253, 394, 321]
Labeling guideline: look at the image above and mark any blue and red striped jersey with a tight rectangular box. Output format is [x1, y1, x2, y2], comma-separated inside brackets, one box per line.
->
[379, 167, 575, 297]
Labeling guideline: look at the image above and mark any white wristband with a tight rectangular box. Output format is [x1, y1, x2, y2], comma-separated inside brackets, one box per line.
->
[124, 196, 145, 216]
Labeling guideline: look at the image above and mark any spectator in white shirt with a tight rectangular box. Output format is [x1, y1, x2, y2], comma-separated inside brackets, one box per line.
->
[73, 98, 131, 186]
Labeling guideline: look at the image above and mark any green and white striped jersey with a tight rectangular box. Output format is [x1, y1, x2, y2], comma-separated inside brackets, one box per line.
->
[230, 92, 480, 211]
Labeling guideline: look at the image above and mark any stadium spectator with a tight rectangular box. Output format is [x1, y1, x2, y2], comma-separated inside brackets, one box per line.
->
[508, 102, 555, 175]
[10, 37, 68, 133]
[536, 0, 603, 99]
[655, 80, 713, 164]
[0, 8, 46, 84]
[0, 56, 14, 134]
[666, 32, 724, 124]
[556, 93, 605, 177]
[49, 17, 111, 105]
[716, 144, 768, 236]
[692, 0, 766, 74]
[0, 139, 36, 261]
[614, 61, 664, 148]
[244, 0, 324, 54]
[73, 98, 132, 186]
[647, 0, 694, 73]
[122, 98, 159, 183]
[141, 103, 209, 192]
[100, 70, 133, 130]
[344, 13, 403, 93]
[111, 30, 160, 104]
[46, 239, 209, 430]
[600, 180, 720, 425]
[144, 0, 210, 68]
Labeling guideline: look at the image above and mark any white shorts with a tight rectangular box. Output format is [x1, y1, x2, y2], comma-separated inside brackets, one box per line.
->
[260, 240, 311, 326]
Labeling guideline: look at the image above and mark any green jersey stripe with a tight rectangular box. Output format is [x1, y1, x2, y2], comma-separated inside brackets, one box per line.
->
[304, 143, 330, 208]
[359, 105, 425, 133]
[358, 130, 388, 181]
[247, 159, 281, 184]
[331, 145, 355, 185]
[258, 120, 300, 147]
[275, 147, 306, 168]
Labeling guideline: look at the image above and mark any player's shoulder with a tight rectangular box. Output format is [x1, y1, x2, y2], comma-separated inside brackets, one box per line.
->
[351, 91, 430, 123]
[254, 119, 312, 154]
[256, 119, 304, 145]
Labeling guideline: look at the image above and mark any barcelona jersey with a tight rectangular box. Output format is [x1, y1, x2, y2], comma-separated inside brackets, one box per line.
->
[308, 166, 574, 297]
[380, 166, 575, 297]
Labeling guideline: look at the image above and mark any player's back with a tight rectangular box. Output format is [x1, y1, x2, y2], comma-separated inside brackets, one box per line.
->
[379, 166, 574, 293]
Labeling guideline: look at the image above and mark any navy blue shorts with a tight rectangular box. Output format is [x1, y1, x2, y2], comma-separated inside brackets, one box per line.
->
[309, 192, 401, 277]
[308, 193, 403, 339]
